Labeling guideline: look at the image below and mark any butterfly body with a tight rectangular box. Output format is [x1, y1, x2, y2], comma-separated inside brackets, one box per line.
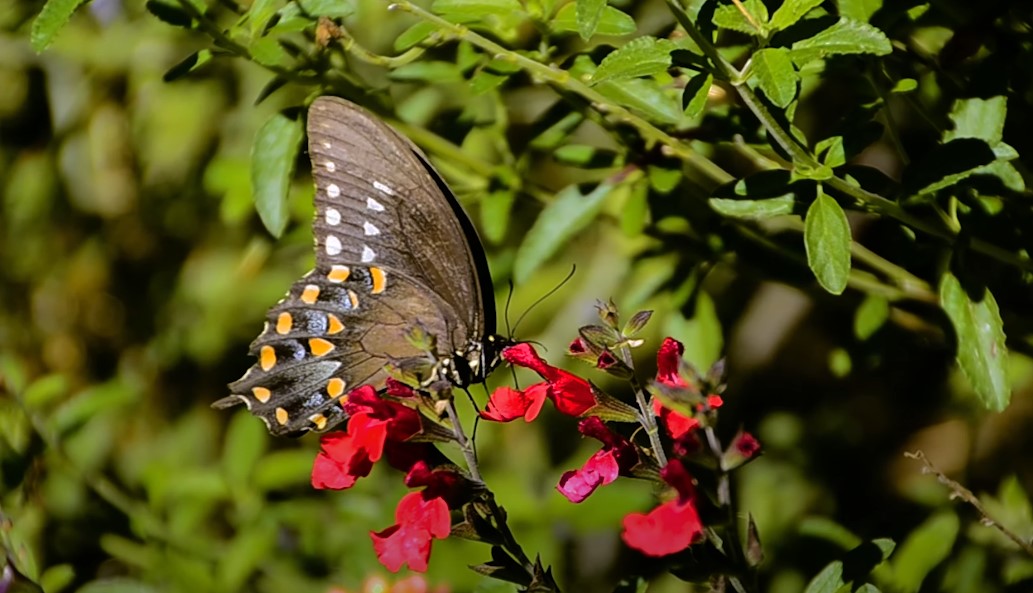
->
[216, 97, 505, 435]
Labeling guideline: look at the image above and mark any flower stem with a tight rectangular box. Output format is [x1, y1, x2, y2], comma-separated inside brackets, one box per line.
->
[445, 399, 482, 483]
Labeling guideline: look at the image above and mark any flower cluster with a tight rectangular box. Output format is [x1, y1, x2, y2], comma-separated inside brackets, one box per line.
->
[309, 303, 761, 579]
[479, 304, 760, 558]
[312, 381, 471, 572]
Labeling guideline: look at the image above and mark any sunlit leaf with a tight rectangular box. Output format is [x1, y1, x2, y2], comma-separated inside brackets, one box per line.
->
[591, 37, 676, 84]
[575, 0, 606, 40]
[751, 47, 797, 108]
[804, 189, 851, 294]
[551, 3, 635, 36]
[940, 273, 1010, 411]
[790, 18, 892, 64]
[769, 0, 823, 31]
[710, 195, 794, 219]
[30, 0, 91, 52]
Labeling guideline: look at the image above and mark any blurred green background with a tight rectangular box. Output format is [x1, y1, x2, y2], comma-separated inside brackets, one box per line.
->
[3, 0, 1033, 592]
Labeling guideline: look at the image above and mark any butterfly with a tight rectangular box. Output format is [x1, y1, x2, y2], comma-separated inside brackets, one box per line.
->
[215, 96, 506, 435]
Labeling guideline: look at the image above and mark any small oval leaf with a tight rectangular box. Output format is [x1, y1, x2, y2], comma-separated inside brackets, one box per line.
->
[804, 190, 851, 294]
[251, 111, 303, 238]
[591, 37, 676, 84]
[513, 182, 613, 283]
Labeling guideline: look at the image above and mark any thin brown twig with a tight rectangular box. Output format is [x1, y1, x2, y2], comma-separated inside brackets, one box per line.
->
[906, 450, 1033, 558]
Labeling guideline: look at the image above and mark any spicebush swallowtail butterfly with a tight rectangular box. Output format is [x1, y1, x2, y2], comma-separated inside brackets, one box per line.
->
[215, 96, 506, 435]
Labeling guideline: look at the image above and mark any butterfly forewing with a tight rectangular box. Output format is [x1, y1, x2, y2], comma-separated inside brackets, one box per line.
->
[306, 97, 490, 342]
[217, 97, 496, 435]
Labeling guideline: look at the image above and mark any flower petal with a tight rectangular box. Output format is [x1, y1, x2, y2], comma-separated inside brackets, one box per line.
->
[656, 337, 689, 388]
[621, 498, 704, 557]
[557, 449, 620, 503]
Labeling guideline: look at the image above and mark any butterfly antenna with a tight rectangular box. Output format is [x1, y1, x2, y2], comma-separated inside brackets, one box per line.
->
[504, 280, 516, 338]
[511, 264, 576, 336]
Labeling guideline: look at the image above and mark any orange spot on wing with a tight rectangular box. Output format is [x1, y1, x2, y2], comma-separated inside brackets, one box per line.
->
[348, 290, 359, 309]
[369, 267, 387, 294]
[276, 312, 292, 335]
[252, 387, 271, 403]
[260, 346, 276, 371]
[275, 407, 289, 425]
[327, 314, 344, 335]
[309, 414, 328, 430]
[309, 338, 335, 356]
[328, 265, 351, 283]
[301, 284, 320, 304]
[327, 377, 346, 398]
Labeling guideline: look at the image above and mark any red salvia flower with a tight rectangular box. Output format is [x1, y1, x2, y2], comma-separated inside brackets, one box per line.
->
[370, 491, 450, 572]
[311, 386, 423, 490]
[480, 384, 548, 422]
[596, 350, 619, 370]
[568, 337, 589, 355]
[557, 417, 638, 503]
[370, 462, 459, 572]
[500, 343, 597, 417]
[656, 337, 691, 388]
[621, 459, 704, 557]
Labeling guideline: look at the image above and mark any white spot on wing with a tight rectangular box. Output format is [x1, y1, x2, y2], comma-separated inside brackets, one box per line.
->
[361, 245, 376, 262]
[327, 184, 341, 198]
[366, 197, 385, 212]
[326, 235, 342, 256]
[373, 181, 396, 196]
[324, 161, 336, 172]
[322, 141, 331, 149]
[363, 221, 380, 236]
[325, 207, 341, 226]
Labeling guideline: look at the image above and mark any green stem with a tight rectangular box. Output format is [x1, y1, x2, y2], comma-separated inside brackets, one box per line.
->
[388, 0, 734, 187]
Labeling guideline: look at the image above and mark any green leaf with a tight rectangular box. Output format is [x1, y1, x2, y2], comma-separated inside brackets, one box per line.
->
[251, 112, 303, 238]
[751, 47, 798, 108]
[838, 0, 882, 22]
[663, 291, 723, 371]
[620, 180, 650, 236]
[804, 190, 851, 295]
[591, 37, 677, 84]
[891, 78, 917, 93]
[712, 0, 769, 35]
[389, 61, 464, 82]
[513, 182, 614, 283]
[248, 0, 282, 35]
[815, 135, 846, 168]
[683, 72, 712, 119]
[790, 18, 892, 64]
[710, 195, 794, 219]
[888, 511, 959, 591]
[576, 0, 607, 40]
[433, 0, 524, 18]
[805, 561, 845, 593]
[854, 294, 889, 340]
[470, 70, 509, 94]
[221, 412, 268, 486]
[481, 189, 517, 244]
[945, 96, 1007, 143]
[30, 0, 90, 52]
[595, 77, 682, 124]
[939, 274, 1010, 411]
[163, 50, 213, 82]
[551, 4, 635, 36]
[146, 0, 194, 27]
[250, 36, 290, 67]
[395, 21, 438, 50]
[769, 0, 824, 31]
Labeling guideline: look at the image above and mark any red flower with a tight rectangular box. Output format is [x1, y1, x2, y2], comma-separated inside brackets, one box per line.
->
[656, 337, 691, 388]
[370, 462, 460, 572]
[311, 386, 423, 490]
[596, 350, 619, 370]
[568, 337, 589, 355]
[480, 384, 548, 422]
[621, 459, 704, 557]
[500, 343, 597, 417]
[371, 492, 450, 572]
[557, 417, 638, 503]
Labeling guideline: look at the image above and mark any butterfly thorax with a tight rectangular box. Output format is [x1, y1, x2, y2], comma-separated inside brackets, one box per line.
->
[428, 334, 511, 388]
